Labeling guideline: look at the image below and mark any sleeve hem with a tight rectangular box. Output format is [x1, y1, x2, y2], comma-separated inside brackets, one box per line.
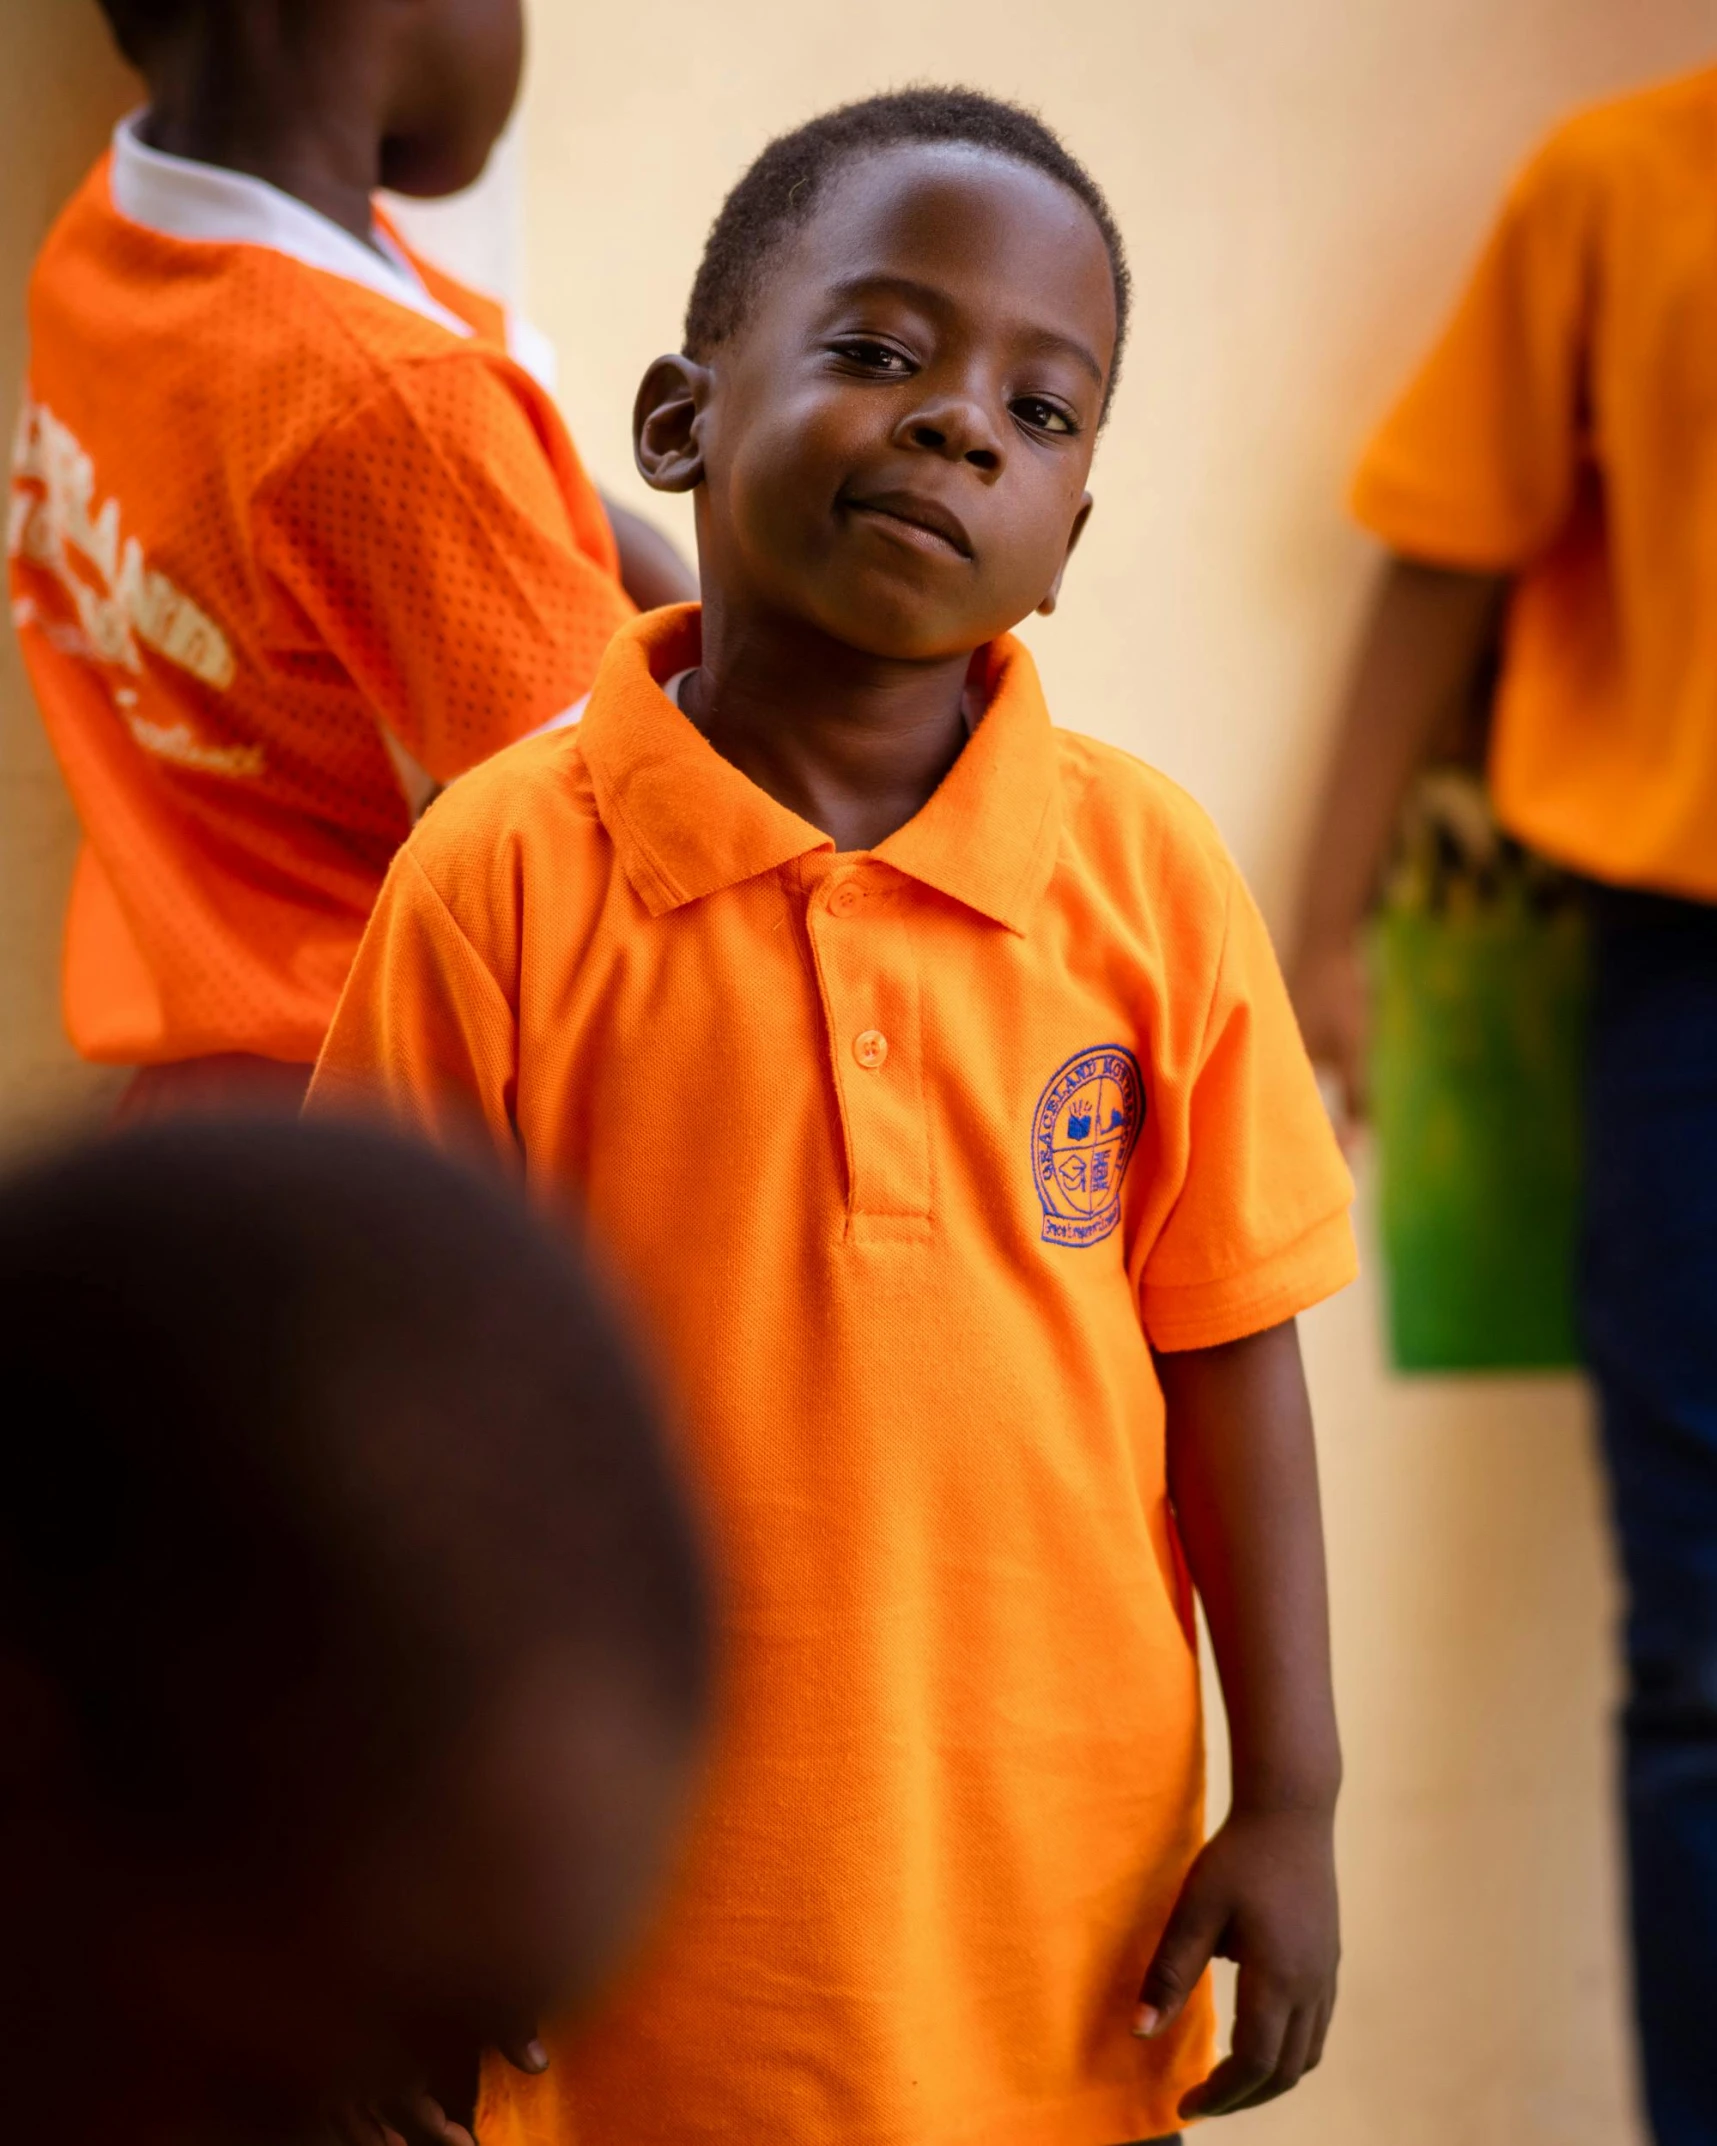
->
[1143, 1208, 1359, 1354]
[1348, 467, 1548, 574]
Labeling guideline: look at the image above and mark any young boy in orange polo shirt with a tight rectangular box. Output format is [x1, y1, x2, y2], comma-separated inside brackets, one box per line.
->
[8, 0, 692, 1115]
[1289, 69, 1717, 2146]
[314, 89, 1356, 2146]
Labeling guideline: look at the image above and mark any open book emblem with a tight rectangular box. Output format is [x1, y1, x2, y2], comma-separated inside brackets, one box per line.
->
[1033, 1045, 1145, 1248]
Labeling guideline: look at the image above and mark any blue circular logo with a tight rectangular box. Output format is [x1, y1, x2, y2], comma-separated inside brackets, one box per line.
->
[1033, 1044, 1145, 1248]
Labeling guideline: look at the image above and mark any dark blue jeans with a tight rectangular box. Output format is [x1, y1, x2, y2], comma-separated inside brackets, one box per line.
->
[1580, 883, 1717, 2146]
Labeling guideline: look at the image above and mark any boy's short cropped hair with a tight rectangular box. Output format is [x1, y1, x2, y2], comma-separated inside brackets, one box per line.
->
[684, 85, 1132, 406]
[0, 1116, 707, 1865]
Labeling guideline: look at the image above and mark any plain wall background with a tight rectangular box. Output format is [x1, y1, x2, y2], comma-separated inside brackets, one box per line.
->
[4, 3, 1714, 2139]
[0, 2, 131, 1136]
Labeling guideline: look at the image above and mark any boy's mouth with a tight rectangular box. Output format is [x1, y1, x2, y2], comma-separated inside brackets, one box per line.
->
[841, 490, 974, 561]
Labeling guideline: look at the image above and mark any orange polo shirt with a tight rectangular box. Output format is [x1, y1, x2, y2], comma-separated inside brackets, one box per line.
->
[8, 114, 632, 1068]
[1352, 67, 1717, 901]
[312, 605, 1357, 2146]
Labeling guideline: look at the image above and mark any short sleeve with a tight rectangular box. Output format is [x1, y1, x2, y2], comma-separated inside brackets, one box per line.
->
[1350, 127, 1595, 568]
[309, 842, 521, 1162]
[1139, 872, 1357, 1353]
[256, 354, 634, 784]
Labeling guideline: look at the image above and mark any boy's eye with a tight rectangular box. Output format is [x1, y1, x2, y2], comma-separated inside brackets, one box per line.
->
[829, 337, 916, 375]
[1012, 396, 1079, 437]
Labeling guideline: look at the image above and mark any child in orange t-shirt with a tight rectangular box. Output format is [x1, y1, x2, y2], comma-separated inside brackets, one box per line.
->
[1288, 71, 1717, 2146]
[8, 0, 693, 1114]
[313, 89, 1356, 2146]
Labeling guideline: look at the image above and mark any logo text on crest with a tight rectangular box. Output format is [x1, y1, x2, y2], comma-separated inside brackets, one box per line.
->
[1032, 1044, 1145, 1248]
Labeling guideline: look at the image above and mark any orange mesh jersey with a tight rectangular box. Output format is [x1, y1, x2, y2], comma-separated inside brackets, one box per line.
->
[8, 115, 635, 1066]
[312, 606, 1358, 2146]
[1353, 67, 1717, 900]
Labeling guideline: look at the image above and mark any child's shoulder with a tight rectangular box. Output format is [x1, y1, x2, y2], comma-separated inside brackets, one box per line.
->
[1051, 726, 1238, 916]
[1517, 64, 1717, 204]
[406, 725, 608, 920]
[30, 147, 517, 449]
[405, 717, 1250, 956]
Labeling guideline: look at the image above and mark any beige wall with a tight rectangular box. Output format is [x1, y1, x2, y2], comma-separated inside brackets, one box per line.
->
[514, 6, 1706, 2145]
[2, 2, 1712, 2140]
[0, 1, 132, 1142]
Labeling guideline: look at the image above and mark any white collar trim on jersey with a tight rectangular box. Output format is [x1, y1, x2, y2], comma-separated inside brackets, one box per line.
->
[107, 110, 478, 342]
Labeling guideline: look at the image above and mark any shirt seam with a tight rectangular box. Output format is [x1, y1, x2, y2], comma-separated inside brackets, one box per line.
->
[251, 355, 592, 767]
[1191, 862, 1238, 1075]
[1149, 1275, 1351, 1353]
[250, 346, 537, 530]
[360, 361, 574, 644]
[1147, 1267, 1357, 1352]
[398, 844, 517, 1038]
[1143, 1200, 1356, 1305]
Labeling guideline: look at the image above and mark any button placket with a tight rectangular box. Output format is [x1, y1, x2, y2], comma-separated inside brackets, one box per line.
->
[806, 873, 931, 1228]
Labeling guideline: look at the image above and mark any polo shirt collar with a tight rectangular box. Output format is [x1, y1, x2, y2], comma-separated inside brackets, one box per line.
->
[579, 607, 1063, 936]
[106, 110, 476, 341]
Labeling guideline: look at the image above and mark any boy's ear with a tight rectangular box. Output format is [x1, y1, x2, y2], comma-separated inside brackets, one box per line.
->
[634, 355, 711, 495]
[1037, 494, 1095, 617]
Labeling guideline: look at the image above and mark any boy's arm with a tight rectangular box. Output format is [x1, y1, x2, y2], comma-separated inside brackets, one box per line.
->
[1138, 1319, 1340, 2119]
[602, 495, 699, 611]
[1128, 839, 1355, 2112]
[1287, 559, 1506, 1130]
[1295, 118, 1602, 1127]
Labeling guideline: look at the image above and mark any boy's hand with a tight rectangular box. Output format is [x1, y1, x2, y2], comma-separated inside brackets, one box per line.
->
[1135, 1804, 1338, 2120]
[334, 2032, 549, 2146]
[1288, 935, 1369, 1147]
[335, 2092, 474, 2146]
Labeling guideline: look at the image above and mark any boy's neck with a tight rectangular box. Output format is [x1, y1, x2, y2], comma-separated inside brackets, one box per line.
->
[141, 40, 384, 249]
[686, 594, 979, 854]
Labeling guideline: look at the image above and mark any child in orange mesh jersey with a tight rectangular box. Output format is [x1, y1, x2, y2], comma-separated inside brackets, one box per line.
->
[8, 0, 693, 1117]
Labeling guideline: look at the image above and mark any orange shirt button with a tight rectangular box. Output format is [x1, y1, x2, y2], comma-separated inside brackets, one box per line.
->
[830, 883, 862, 916]
[853, 1029, 889, 1070]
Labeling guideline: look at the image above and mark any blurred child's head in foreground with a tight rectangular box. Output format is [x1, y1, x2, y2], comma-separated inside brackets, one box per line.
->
[0, 1117, 709, 2134]
[636, 87, 1129, 664]
[95, 0, 524, 197]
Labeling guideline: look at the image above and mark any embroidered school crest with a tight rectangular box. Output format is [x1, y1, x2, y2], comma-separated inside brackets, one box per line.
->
[1033, 1045, 1145, 1247]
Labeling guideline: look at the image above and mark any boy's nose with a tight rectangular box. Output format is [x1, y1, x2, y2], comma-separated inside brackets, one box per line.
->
[895, 397, 1004, 475]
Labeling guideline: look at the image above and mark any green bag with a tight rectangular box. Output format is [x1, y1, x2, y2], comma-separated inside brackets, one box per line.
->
[1368, 771, 1589, 1374]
